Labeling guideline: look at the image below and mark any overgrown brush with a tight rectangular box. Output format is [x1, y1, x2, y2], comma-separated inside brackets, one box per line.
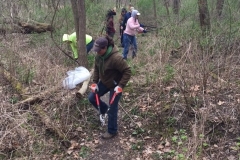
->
[0, 0, 240, 159]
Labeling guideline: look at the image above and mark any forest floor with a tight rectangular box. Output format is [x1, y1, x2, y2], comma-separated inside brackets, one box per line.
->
[0, 28, 240, 160]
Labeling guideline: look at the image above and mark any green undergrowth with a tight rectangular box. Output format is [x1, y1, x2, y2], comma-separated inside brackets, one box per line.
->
[1, 0, 240, 159]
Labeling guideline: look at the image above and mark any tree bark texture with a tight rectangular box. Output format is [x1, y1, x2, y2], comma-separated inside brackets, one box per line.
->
[173, 0, 180, 15]
[70, 0, 79, 37]
[198, 0, 211, 32]
[163, 0, 170, 16]
[77, 0, 88, 68]
[153, 0, 158, 35]
[70, 0, 88, 68]
[18, 21, 54, 34]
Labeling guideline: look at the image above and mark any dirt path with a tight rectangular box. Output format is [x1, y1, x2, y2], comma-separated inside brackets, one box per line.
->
[88, 94, 129, 160]
[88, 134, 126, 160]
[87, 16, 137, 158]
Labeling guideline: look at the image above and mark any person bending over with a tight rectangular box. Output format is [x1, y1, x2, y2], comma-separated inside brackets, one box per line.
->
[62, 32, 94, 59]
[88, 36, 131, 139]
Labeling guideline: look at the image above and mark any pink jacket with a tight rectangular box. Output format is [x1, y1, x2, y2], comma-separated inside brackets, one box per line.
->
[124, 17, 144, 36]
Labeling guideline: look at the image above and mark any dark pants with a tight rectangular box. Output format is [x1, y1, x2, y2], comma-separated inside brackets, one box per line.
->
[107, 32, 115, 38]
[88, 81, 121, 134]
[120, 28, 124, 47]
[122, 33, 137, 59]
[86, 40, 94, 53]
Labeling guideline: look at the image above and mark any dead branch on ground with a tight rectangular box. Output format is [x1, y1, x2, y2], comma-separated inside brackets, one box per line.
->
[32, 104, 66, 139]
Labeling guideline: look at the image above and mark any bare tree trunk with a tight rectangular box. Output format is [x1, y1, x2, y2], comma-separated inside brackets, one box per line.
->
[77, 1, 88, 67]
[70, 0, 78, 35]
[173, 0, 180, 15]
[216, 0, 224, 16]
[198, 0, 211, 32]
[70, 0, 88, 68]
[153, 0, 158, 35]
[163, 0, 170, 16]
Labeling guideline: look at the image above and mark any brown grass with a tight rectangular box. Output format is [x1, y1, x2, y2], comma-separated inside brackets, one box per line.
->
[0, 14, 240, 160]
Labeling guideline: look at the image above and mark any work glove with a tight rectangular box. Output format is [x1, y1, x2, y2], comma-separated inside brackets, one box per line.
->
[90, 83, 99, 93]
[114, 86, 122, 94]
[110, 86, 123, 105]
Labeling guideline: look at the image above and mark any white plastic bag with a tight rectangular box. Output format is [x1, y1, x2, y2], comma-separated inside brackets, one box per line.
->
[63, 66, 90, 89]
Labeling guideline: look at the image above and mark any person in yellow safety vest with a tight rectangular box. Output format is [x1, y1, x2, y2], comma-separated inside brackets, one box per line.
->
[62, 32, 94, 59]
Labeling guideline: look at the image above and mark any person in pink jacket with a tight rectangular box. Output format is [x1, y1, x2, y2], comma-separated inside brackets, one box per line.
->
[122, 10, 146, 60]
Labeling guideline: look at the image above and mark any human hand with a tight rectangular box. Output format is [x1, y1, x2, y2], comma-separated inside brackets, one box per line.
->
[114, 86, 122, 94]
[110, 86, 123, 105]
[90, 83, 98, 92]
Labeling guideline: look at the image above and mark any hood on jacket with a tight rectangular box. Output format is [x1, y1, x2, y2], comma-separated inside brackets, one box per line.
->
[131, 10, 140, 17]
[62, 32, 76, 42]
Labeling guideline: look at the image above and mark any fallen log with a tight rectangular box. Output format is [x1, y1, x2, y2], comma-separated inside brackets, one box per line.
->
[33, 104, 66, 140]
[0, 16, 53, 34]
[14, 85, 62, 107]
[13, 68, 93, 140]
[76, 69, 94, 98]
[0, 66, 27, 98]
[18, 21, 53, 34]
[0, 85, 72, 143]
[14, 69, 93, 107]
